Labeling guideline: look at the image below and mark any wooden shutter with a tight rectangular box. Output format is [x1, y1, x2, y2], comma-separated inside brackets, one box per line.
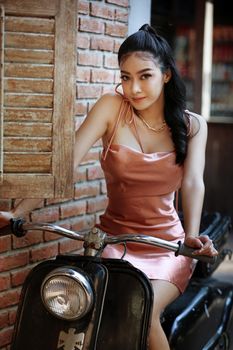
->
[0, 0, 76, 198]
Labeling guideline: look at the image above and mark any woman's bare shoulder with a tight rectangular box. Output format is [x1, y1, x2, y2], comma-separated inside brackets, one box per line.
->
[185, 109, 207, 138]
[87, 93, 124, 125]
[95, 93, 123, 110]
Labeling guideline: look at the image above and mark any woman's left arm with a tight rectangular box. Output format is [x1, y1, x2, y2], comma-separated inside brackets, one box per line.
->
[181, 113, 218, 256]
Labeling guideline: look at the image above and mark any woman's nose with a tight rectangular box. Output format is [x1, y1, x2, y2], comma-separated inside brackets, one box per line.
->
[131, 80, 142, 94]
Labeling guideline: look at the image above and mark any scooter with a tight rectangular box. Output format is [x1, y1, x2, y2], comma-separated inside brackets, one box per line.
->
[1, 212, 232, 350]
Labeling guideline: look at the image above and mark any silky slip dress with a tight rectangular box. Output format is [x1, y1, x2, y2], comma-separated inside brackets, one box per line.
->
[96, 99, 194, 293]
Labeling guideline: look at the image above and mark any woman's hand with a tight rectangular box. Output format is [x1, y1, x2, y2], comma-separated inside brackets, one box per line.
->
[184, 235, 218, 257]
[0, 211, 14, 229]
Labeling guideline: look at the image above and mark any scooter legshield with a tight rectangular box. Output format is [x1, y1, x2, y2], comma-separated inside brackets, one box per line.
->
[96, 258, 153, 350]
[10, 255, 153, 350]
[56, 256, 154, 350]
[10, 258, 108, 350]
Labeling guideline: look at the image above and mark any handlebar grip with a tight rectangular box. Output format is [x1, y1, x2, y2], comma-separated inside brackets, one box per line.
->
[176, 241, 218, 265]
[10, 218, 26, 237]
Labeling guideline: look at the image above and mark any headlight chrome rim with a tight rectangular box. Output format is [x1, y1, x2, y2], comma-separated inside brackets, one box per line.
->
[41, 267, 94, 320]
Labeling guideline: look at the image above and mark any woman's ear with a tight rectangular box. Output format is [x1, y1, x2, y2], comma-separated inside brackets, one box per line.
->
[164, 69, 172, 83]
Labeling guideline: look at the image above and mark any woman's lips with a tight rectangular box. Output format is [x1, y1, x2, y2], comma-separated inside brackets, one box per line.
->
[132, 97, 146, 102]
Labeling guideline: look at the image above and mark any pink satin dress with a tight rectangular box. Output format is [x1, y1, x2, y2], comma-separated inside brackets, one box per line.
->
[96, 99, 194, 293]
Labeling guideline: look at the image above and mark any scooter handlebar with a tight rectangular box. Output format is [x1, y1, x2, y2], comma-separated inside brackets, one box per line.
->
[176, 241, 217, 265]
[0, 219, 218, 264]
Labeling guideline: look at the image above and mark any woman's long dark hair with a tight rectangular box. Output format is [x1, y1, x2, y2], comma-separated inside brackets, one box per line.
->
[118, 24, 188, 165]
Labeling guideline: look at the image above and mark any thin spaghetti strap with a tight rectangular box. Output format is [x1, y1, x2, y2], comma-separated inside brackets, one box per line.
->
[102, 98, 128, 160]
[185, 110, 192, 137]
[185, 109, 200, 138]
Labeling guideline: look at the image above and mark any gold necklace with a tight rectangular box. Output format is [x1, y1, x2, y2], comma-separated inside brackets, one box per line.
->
[138, 115, 167, 133]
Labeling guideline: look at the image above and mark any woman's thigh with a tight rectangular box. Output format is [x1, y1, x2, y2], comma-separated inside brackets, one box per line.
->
[150, 280, 180, 315]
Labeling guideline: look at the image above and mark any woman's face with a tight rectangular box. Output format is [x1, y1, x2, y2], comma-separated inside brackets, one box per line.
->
[119, 52, 170, 112]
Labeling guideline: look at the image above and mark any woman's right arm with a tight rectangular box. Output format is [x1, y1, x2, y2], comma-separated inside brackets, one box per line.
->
[0, 199, 43, 228]
[0, 94, 122, 228]
[73, 93, 122, 170]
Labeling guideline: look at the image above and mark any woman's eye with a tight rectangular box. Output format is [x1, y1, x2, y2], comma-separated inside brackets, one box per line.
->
[120, 75, 129, 81]
[141, 74, 151, 80]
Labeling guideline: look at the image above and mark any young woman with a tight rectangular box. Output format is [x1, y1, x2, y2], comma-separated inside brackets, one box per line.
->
[0, 24, 217, 349]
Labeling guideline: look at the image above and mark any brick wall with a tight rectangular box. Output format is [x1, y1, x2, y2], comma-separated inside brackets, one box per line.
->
[0, 1, 129, 348]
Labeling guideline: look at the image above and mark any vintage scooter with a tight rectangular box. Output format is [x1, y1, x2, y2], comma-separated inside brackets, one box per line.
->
[1, 212, 233, 350]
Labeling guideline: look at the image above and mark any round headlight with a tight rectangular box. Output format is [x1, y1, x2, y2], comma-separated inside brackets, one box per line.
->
[41, 267, 94, 320]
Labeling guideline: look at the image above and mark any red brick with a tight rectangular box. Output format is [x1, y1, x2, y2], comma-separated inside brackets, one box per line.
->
[90, 37, 114, 51]
[0, 236, 11, 253]
[74, 116, 84, 130]
[76, 67, 90, 82]
[106, 0, 129, 6]
[0, 289, 21, 309]
[115, 8, 128, 22]
[8, 308, 17, 326]
[57, 221, 72, 230]
[78, 51, 102, 67]
[87, 165, 104, 180]
[30, 206, 59, 223]
[13, 199, 21, 207]
[0, 311, 9, 329]
[45, 198, 69, 206]
[87, 196, 108, 214]
[43, 231, 61, 242]
[95, 212, 102, 224]
[93, 140, 103, 148]
[74, 182, 100, 199]
[0, 326, 13, 347]
[30, 243, 58, 263]
[100, 179, 107, 194]
[115, 70, 121, 83]
[78, 0, 89, 14]
[75, 102, 88, 116]
[0, 251, 29, 272]
[102, 85, 115, 95]
[13, 199, 44, 211]
[79, 18, 104, 34]
[77, 85, 102, 99]
[104, 54, 119, 69]
[60, 200, 87, 219]
[105, 23, 127, 37]
[90, 3, 114, 20]
[11, 267, 31, 287]
[0, 200, 12, 211]
[73, 166, 87, 183]
[91, 69, 115, 83]
[114, 39, 124, 53]
[12, 230, 43, 249]
[59, 238, 83, 255]
[80, 148, 100, 164]
[87, 101, 96, 112]
[77, 33, 90, 49]
[43, 222, 72, 242]
[0, 274, 10, 292]
[71, 215, 95, 232]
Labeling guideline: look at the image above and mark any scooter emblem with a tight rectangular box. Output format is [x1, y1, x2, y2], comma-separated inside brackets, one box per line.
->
[57, 328, 85, 350]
